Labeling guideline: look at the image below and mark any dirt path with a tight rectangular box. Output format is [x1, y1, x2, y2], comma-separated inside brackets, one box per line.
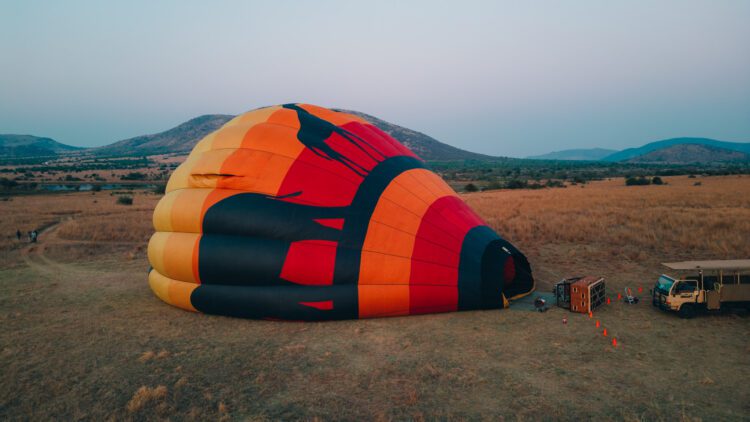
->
[20, 217, 141, 275]
[21, 219, 73, 275]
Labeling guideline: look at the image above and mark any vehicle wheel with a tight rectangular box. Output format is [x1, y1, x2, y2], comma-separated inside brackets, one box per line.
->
[679, 304, 695, 319]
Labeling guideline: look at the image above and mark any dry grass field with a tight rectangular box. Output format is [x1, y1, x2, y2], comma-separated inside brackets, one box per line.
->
[1, 175, 749, 420]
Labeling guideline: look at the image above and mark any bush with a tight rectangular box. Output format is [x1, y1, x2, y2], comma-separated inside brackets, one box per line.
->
[571, 176, 588, 184]
[464, 183, 479, 192]
[91, 184, 102, 192]
[505, 179, 528, 189]
[0, 177, 18, 190]
[117, 195, 133, 205]
[625, 176, 651, 186]
[652, 176, 664, 185]
[152, 184, 166, 195]
[545, 180, 565, 188]
[121, 172, 147, 181]
[527, 182, 545, 189]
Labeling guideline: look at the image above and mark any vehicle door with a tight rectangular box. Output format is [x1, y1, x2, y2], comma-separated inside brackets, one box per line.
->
[673, 279, 699, 304]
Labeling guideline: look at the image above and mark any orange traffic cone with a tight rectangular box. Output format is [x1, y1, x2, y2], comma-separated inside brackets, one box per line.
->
[606, 297, 611, 305]
[637, 286, 643, 294]
[588, 311, 593, 318]
[612, 337, 617, 347]
[603, 328, 608, 337]
[595, 320, 600, 328]
[617, 293, 622, 300]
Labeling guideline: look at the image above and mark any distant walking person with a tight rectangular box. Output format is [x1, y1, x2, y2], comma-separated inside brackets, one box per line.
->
[16, 229, 21, 241]
[31, 230, 38, 243]
[28, 231, 32, 242]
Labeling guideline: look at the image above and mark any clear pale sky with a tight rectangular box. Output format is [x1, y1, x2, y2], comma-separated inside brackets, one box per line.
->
[1, 0, 749, 157]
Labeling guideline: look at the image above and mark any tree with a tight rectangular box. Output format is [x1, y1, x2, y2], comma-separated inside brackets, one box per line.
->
[464, 183, 478, 192]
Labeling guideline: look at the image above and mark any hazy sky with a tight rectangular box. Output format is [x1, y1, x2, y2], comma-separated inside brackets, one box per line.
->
[1, 0, 749, 157]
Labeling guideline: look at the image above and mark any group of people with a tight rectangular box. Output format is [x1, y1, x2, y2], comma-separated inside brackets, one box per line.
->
[16, 229, 38, 243]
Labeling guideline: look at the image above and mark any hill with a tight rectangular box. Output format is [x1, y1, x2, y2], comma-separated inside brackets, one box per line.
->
[93, 114, 235, 156]
[93, 109, 500, 161]
[626, 144, 750, 164]
[527, 148, 616, 161]
[0, 134, 81, 158]
[603, 137, 750, 162]
[336, 109, 499, 161]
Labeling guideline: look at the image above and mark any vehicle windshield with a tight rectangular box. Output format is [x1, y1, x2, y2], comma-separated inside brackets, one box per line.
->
[655, 275, 675, 294]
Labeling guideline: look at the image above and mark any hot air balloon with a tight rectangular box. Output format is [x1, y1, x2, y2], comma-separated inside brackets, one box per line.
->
[148, 104, 534, 320]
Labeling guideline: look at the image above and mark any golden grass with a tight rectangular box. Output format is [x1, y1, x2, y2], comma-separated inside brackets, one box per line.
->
[126, 385, 168, 413]
[465, 175, 750, 261]
[0, 191, 159, 267]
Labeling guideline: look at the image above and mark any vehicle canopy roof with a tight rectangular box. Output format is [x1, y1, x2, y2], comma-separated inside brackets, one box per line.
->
[662, 260, 750, 271]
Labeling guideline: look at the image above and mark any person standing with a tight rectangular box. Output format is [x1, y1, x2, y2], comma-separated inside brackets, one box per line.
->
[31, 230, 38, 243]
[16, 229, 21, 241]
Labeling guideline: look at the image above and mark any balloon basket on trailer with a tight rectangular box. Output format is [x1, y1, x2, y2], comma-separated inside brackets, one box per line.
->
[553, 276, 606, 313]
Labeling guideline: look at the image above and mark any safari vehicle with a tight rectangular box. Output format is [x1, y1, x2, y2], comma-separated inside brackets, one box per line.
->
[652, 260, 750, 318]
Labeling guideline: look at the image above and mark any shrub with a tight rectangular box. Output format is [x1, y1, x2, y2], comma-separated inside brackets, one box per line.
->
[121, 172, 147, 181]
[464, 183, 478, 192]
[0, 178, 18, 190]
[91, 184, 102, 192]
[571, 176, 588, 184]
[152, 184, 166, 195]
[117, 195, 133, 205]
[528, 182, 545, 189]
[652, 176, 664, 185]
[505, 179, 528, 189]
[625, 176, 651, 186]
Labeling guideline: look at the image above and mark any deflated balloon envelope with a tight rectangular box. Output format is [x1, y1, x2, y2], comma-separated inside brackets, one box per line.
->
[148, 104, 534, 320]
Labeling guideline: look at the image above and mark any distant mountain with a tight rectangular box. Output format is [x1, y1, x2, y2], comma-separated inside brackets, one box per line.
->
[625, 144, 750, 164]
[93, 114, 235, 156]
[603, 137, 750, 162]
[93, 109, 499, 161]
[337, 109, 498, 161]
[0, 134, 81, 157]
[526, 148, 616, 161]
